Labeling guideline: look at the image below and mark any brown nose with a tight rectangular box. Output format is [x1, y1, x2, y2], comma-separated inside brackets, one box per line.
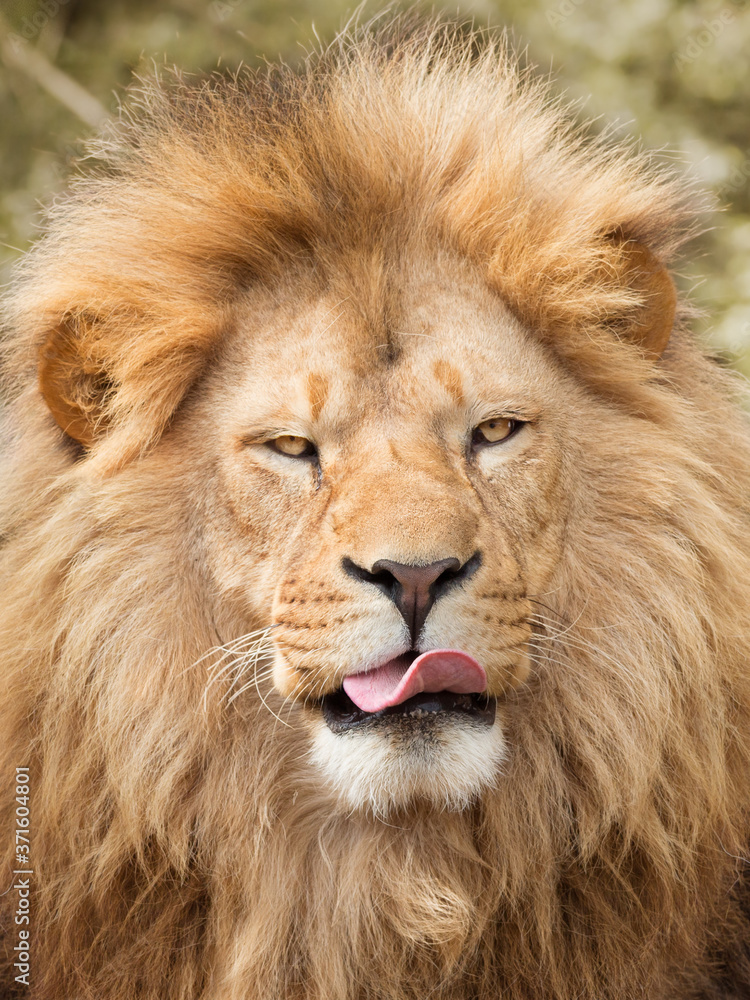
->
[343, 554, 481, 645]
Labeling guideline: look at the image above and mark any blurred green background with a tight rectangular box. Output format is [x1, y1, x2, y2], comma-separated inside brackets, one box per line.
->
[1, 0, 749, 374]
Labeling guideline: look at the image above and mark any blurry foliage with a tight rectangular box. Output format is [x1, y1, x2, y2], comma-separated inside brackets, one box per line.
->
[1, 0, 749, 373]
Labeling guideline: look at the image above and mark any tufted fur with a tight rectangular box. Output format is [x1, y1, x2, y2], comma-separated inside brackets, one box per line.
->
[2, 17, 750, 1000]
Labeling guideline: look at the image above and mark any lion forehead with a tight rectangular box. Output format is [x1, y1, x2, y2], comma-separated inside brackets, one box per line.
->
[219, 256, 564, 442]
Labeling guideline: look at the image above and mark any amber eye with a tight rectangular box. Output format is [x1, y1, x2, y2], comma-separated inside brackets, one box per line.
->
[471, 417, 521, 448]
[269, 435, 317, 459]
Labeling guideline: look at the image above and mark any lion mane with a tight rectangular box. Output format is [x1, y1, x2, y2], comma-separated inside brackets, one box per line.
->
[2, 18, 750, 1000]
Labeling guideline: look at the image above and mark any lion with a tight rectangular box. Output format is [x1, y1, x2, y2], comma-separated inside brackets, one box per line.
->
[2, 17, 750, 1000]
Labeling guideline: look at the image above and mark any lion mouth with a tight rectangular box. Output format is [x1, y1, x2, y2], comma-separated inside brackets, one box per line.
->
[321, 649, 496, 733]
[321, 686, 496, 733]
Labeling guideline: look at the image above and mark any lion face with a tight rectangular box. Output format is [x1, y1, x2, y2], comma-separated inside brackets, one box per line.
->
[194, 253, 575, 813]
[10, 21, 750, 999]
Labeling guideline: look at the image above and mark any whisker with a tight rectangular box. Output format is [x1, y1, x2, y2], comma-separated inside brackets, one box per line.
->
[197, 625, 280, 711]
[529, 598, 656, 689]
[251, 667, 294, 728]
[526, 621, 642, 689]
[527, 598, 589, 639]
[198, 625, 336, 730]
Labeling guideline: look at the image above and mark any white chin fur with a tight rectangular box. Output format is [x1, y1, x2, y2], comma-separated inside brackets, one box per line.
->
[309, 716, 506, 817]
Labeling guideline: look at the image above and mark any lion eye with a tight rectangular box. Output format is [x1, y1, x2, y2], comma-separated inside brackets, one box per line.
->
[471, 418, 520, 448]
[269, 435, 317, 459]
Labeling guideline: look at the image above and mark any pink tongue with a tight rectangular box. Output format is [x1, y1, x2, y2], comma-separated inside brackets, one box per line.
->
[342, 649, 486, 714]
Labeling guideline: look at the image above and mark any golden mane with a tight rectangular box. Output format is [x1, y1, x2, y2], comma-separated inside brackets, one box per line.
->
[2, 17, 750, 1000]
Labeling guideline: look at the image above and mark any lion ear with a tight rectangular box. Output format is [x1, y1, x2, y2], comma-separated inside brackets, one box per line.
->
[616, 239, 677, 358]
[39, 313, 111, 448]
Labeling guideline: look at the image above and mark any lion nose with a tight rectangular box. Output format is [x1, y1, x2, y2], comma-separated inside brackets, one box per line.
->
[343, 554, 481, 646]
